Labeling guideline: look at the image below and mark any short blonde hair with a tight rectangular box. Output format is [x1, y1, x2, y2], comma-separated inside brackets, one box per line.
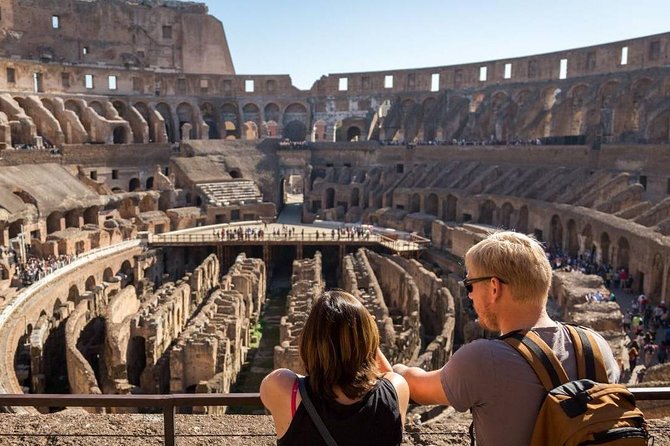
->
[465, 231, 552, 304]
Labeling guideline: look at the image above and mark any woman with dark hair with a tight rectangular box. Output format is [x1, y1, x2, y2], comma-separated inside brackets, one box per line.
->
[260, 290, 409, 445]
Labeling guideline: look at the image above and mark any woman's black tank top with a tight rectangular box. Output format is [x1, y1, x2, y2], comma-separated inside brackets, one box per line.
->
[277, 376, 402, 446]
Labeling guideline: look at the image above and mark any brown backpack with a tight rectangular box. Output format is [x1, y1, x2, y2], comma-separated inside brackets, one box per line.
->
[502, 324, 649, 446]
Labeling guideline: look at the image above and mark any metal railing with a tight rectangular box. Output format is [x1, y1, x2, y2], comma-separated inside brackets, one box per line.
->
[1, 388, 668, 445]
[150, 231, 427, 252]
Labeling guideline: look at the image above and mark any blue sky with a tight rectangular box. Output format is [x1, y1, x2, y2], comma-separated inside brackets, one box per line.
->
[204, 1, 670, 90]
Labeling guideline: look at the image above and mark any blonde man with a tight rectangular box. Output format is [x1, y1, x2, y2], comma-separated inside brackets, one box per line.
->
[393, 231, 619, 446]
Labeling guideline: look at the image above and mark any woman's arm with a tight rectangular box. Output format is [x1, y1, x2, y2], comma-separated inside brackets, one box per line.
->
[260, 368, 301, 438]
[383, 371, 409, 426]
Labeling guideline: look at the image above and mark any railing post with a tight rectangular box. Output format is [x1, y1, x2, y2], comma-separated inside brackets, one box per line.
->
[164, 401, 175, 446]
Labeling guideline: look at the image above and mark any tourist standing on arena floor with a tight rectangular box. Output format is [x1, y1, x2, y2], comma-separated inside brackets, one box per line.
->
[392, 231, 619, 446]
[260, 290, 409, 445]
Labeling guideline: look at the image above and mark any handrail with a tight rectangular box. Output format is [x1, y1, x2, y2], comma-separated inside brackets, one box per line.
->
[150, 231, 427, 252]
[0, 388, 668, 444]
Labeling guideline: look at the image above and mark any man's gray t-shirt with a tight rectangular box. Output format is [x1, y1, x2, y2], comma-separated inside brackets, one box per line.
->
[440, 324, 620, 446]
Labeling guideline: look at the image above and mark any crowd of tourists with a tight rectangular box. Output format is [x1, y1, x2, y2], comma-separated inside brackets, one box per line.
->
[379, 137, 544, 147]
[14, 254, 75, 286]
[545, 247, 669, 372]
[278, 139, 309, 150]
[212, 224, 373, 242]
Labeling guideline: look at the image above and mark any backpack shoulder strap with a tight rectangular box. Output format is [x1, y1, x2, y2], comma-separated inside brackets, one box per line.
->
[297, 377, 338, 446]
[502, 329, 570, 391]
[564, 324, 608, 383]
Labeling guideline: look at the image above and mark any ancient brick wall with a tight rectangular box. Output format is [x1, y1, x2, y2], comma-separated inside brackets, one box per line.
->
[274, 252, 324, 373]
[364, 250, 421, 364]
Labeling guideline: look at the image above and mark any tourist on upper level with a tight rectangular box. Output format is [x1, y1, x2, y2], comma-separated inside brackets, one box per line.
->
[260, 290, 409, 445]
[392, 231, 619, 446]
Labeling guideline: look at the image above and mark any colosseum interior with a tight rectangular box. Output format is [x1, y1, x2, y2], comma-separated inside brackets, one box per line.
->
[0, 0, 668, 444]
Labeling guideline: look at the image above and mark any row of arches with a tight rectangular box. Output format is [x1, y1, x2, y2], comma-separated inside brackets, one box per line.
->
[370, 74, 670, 143]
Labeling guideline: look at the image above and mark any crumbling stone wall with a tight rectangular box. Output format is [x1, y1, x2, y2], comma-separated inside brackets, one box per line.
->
[550, 271, 628, 369]
[274, 253, 325, 374]
[392, 256, 456, 370]
[103, 285, 141, 394]
[169, 254, 265, 414]
[128, 254, 220, 393]
[363, 250, 421, 364]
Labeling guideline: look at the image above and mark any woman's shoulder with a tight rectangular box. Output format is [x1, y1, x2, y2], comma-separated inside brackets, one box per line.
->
[261, 368, 299, 391]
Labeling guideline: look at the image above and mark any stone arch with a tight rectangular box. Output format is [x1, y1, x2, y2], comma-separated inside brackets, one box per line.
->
[64, 209, 81, 228]
[127, 336, 146, 386]
[221, 103, 239, 139]
[549, 215, 563, 249]
[88, 101, 104, 116]
[8, 220, 22, 239]
[265, 120, 279, 138]
[600, 232, 611, 264]
[200, 102, 219, 139]
[146, 177, 154, 190]
[500, 202, 514, 228]
[134, 102, 155, 142]
[64, 100, 83, 116]
[648, 110, 670, 143]
[650, 253, 664, 299]
[568, 84, 589, 135]
[598, 80, 621, 107]
[283, 103, 308, 138]
[129, 178, 141, 192]
[470, 93, 485, 113]
[313, 119, 327, 141]
[479, 200, 496, 225]
[176, 102, 195, 140]
[410, 193, 421, 213]
[85, 275, 96, 291]
[112, 126, 128, 144]
[155, 102, 175, 143]
[242, 103, 261, 126]
[543, 86, 561, 111]
[346, 126, 361, 141]
[617, 236, 630, 270]
[112, 100, 127, 117]
[325, 188, 335, 209]
[47, 212, 62, 234]
[566, 219, 579, 257]
[517, 205, 529, 233]
[120, 260, 134, 286]
[443, 195, 457, 222]
[103, 267, 114, 282]
[68, 284, 80, 304]
[83, 206, 98, 225]
[283, 120, 307, 141]
[425, 193, 438, 216]
[264, 103, 280, 123]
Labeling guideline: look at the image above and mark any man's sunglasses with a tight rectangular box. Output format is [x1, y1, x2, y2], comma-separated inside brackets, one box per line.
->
[459, 276, 507, 293]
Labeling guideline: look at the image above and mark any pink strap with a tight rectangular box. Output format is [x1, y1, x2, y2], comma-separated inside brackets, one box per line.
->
[291, 378, 299, 416]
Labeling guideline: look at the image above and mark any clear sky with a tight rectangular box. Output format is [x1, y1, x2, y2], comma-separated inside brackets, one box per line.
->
[204, 0, 670, 90]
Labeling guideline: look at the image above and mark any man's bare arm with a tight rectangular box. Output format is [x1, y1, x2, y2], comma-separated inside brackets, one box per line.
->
[392, 364, 450, 405]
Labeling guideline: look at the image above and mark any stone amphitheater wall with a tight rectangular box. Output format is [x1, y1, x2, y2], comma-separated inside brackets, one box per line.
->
[364, 250, 421, 364]
[391, 256, 456, 370]
[64, 299, 101, 398]
[274, 253, 324, 373]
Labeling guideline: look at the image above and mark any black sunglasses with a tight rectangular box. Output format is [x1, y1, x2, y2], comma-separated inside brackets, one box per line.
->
[459, 276, 507, 293]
